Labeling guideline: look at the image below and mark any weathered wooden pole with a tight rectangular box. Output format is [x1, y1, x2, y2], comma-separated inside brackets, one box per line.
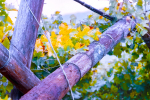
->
[10, 0, 44, 68]
[0, 0, 44, 99]
[0, 43, 40, 94]
[9, 0, 44, 99]
[20, 16, 136, 100]
[10, 0, 44, 98]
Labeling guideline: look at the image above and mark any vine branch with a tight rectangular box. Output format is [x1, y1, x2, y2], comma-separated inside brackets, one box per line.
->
[74, 0, 117, 22]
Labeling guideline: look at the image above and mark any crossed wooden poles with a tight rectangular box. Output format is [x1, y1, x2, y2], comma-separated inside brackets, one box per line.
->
[0, 0, 149, 100]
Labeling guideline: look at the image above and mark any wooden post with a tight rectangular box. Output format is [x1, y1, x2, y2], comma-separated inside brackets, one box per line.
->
[0, 0, 44, 99]
[10, 0, 44, 68]
[9, 0, 44, 99]
[0, 43, 40, 94]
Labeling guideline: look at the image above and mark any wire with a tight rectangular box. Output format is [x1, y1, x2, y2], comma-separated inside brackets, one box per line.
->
[24, 0, 74, 99]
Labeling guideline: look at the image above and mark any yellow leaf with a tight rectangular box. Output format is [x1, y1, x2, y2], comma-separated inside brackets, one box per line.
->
[121, 6, 126, 11]
[96, 27, 102, 35]
[137, 63, 142, 69]
[55, 11, 60, 15]
[75, 42, 80, 49]
[0, 26, 4, 31]
[141, 17, 144, 20]
[0, 28, 4, 40]
[59, 23, 72, 36]
[88, 15, 92, 19]
[116, 6, 119, 10]
[0, 95, 8, 100]
[41, 34, 48, 42]
[103, 7, 109, 12]
[46, 43, 56, 57]
[60, 35, 73, 50]
[136, 23, 141, 33]
[74, 42, 84, 49]
[137, 0, 143, 6]
[128, 28, 131, 31]
[93, 69, 98, 73]
[5, 26, 12, 32]
[99, 16, 103, 19]
[104, 18, 109, 22]
[148, 14, 150, 21]
[132, 15, 135, 19]
[72, 23, 75, 26]
[50, 31, 57, 40]
[6, 16, 13, 25]
[35, 39, 43, 53]
[42, 16, 48, 19]
[53, 20, 59, 24]
[5, 7, 18, 11]
[2, 37, 10, 49]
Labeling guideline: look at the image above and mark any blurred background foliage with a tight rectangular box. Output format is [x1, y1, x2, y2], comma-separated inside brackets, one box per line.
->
[1, 0, 150, 99]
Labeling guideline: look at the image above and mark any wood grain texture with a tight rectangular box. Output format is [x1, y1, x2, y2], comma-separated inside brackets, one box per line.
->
[20, 16, 136, 100]
[0, 43, 40, 94]
[9, 0, 44, 68]
[8, 0, 44, 99]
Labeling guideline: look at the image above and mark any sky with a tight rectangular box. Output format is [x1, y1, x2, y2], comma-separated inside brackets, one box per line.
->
[5, 0, 109, 15]
[5, 0, 109, 23]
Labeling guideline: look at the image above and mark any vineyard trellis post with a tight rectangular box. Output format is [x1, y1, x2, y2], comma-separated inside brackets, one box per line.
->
[0, 0, 44, 99]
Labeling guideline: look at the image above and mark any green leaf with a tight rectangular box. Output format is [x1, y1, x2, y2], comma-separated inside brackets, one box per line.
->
[113, 43, 122, 58]
[0, 16, 5, 21]
[131, 62, 138, 66]
[32, 57, 46, 66]
[57, 47, 65, 57]
[107, 68, 113, 77]
[135, 84, 145, 93]
[121, 83, 129, 91]
[146, 53, 150, 60]
[46, 59, 55, 66]
[132, 52, 139, 59]
[83, 35, 94, 42]
[6, 82, 13, 92]
[140, 28, 148, 36]
[33, 51, 44, 59]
